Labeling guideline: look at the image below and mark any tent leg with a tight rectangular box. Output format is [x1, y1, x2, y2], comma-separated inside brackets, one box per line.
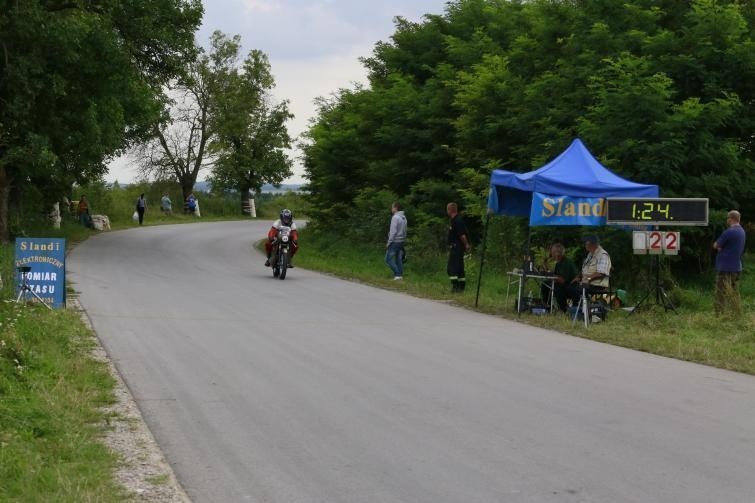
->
[475, 213, 490, 307]
[526, 225, 532, 255]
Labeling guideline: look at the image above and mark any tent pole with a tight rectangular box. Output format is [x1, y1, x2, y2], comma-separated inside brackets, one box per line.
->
[475, 212, 491, 307]
[526, 225, 532, 254]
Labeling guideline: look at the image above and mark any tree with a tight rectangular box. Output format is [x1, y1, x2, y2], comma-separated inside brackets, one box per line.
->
[304, 0, 755, 251]
[0, 0, 202, 242]
[135, 32, 242, 204]
[208, 50, 294, 212]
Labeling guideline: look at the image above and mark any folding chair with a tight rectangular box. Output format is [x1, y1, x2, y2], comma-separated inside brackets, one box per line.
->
[571, 269, 614, 327]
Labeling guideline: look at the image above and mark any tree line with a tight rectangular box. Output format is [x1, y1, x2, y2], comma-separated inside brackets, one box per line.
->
[0, 1, 293, 243]
[302, 0, 754, 270]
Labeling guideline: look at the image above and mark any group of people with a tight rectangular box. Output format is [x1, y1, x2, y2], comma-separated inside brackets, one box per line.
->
[383, 201, 472, 293]
[260, 201, 474, 293]
[158, 193, 201, 218]
[132, 192, 202, 225]
[75, 192, 203, 228]
[379, 203, 745, 316]
[382, 199, 612, 302]
[75, 192, 748, 317]
[76, 191, 750, 317]
[533, 235, 612, 314]
[536, 212, 746, 315]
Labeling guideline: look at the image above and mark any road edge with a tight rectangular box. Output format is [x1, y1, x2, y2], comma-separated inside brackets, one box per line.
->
[70, 297, 191, 502]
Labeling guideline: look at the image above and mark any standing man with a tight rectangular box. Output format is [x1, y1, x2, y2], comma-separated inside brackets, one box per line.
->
[135, 193, 146, 225]
[186, 193, 197, 215]
[160, 193, 172, 215]
[447, 202, 471, 293]
[77, 195, 92, 228]
[385, 202, 407, 280]
[713, 210, 746, 315]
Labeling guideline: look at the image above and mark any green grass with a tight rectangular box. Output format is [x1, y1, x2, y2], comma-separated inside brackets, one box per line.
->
[0, 303, 126, 502]
[294, 234, 755, 375]
[0, 189, 298, 500]
[0, 217, 195, 501]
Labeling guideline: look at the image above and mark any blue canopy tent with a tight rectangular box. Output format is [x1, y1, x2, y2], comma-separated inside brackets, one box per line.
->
[487, 138, 659, 218]
[475, 138, 659, 305]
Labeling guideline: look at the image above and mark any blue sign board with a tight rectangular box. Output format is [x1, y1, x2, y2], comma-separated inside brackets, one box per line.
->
[14, 238, 66, 309]
[530, 192, 607, 226]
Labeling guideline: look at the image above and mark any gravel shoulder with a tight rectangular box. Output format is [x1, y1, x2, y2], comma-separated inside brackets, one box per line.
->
[71, 297, 190, 502]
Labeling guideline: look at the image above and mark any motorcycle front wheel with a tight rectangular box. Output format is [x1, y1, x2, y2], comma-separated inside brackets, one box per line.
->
[278, 251, 289, 280]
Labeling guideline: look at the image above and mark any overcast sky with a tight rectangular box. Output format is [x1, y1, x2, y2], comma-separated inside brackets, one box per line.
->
[106, 0, 450, 184]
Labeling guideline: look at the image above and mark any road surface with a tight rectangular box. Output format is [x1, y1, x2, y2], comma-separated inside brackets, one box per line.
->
[68, 221, 755, 502]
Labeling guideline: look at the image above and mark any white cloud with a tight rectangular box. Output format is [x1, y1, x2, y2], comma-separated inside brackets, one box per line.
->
[241, 0, 279, 14]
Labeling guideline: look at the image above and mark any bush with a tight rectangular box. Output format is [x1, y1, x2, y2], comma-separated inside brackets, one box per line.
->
[256, 192, 311, 220]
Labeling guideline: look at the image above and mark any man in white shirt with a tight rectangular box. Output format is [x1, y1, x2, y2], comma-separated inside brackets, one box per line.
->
[567, 234, 612, 305]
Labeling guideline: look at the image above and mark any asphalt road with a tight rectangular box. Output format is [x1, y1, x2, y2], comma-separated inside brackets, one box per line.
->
[68, 221, 755, 503]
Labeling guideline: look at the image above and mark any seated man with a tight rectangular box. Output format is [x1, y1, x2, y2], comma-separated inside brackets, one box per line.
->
[567, 235, 612, 307]
[541, 242, 577, 312]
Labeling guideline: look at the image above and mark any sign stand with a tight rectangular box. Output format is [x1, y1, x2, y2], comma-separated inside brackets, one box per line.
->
[607, 198, 709, 316]
[15, 266, 53, 310]
[630, 234, 676, 315]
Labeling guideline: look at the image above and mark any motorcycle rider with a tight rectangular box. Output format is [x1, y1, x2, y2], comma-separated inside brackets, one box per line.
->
[265, 208, 299, 267]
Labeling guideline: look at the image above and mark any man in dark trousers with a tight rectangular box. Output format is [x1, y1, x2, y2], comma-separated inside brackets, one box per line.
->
[713, 209, 746, 315]
[135, 193, 146, 225]
[446, 202, 471, 293]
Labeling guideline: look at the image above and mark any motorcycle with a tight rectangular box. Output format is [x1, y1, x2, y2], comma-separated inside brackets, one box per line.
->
[270, 226, 293, 280]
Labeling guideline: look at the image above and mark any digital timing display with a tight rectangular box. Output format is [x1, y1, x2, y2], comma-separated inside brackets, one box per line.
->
[606, 198, 709, 226]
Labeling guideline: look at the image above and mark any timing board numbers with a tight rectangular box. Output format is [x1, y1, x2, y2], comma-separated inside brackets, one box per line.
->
[606, 198, 708, 226]
[633, 231, 680, 255]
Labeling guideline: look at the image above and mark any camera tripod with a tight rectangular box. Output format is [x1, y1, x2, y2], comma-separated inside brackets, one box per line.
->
[630, 255, 676, 315]
[15, 267, 53, 310]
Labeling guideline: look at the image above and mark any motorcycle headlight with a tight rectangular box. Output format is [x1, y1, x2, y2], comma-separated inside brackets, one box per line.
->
[282, 235, 289, 243]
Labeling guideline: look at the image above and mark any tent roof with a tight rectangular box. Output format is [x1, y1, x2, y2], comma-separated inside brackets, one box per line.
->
[490, 138, 659, 199]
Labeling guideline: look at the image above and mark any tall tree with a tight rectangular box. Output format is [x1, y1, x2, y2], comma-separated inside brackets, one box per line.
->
[305, 0, 755, 243]
[135, 32, 241, 203]
[208, 50, 294, 212]
[0, 0, 202, 242]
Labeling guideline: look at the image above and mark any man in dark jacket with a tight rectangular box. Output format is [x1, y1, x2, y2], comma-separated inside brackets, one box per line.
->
[541, 242, 577, 312]
[447, 202, 471, 293]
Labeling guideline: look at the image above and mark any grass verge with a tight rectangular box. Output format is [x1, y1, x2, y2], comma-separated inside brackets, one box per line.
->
[0, 302, 125, 501]
[295, 236, 755, 375]
[0, 191, 289, 500]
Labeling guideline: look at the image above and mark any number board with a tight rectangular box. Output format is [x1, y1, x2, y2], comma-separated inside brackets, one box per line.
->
[607, 198, 708, 226]
[633, 231, 680, 255]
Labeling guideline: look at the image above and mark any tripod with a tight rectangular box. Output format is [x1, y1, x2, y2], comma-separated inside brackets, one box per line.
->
[15, 267, 53, 310]
[630, 255, 676, 314]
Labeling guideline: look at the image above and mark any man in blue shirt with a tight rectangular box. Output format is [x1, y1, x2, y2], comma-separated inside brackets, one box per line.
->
[713, 210, 746, 315]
